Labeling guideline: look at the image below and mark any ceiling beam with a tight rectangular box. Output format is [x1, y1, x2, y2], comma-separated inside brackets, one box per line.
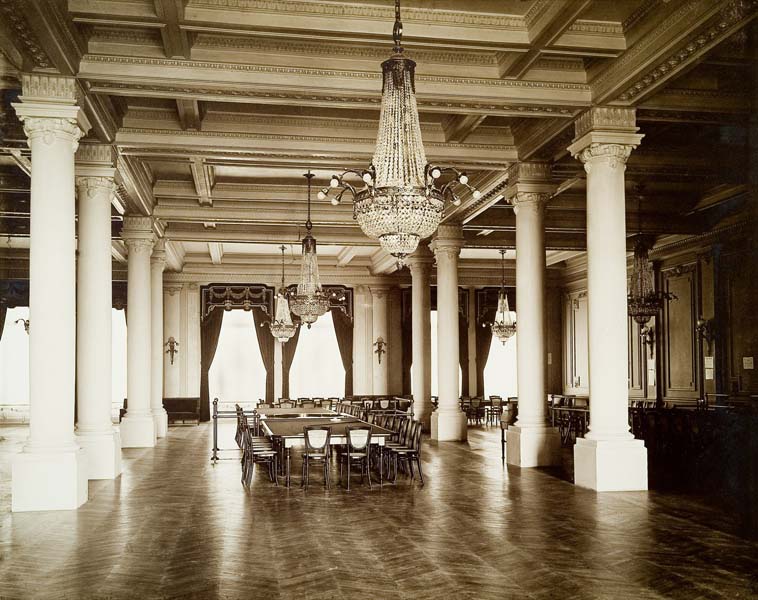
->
[189, 157, 212, 206]
[336, 246, 357, 268]
[442, 114, 487, 143]
[208, 242, 223, 265]
[154, 0, 191, 59]
[176, 99, 203, 131]
[501, 0, 593, 80]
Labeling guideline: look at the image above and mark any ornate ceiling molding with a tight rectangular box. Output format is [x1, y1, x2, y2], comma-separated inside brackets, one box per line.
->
[0, 0, 54, 69]
[189, 0, 526, 30]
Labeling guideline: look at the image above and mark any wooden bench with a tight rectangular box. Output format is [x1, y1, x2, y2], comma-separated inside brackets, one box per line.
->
[163, 397, 201, 426]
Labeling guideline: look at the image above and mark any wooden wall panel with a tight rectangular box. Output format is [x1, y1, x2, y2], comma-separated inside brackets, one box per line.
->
[724, 250, 758, 394]
[662, 264, 699, 400]
[628, 317, 646, 397]
[562, 290, 589, 396]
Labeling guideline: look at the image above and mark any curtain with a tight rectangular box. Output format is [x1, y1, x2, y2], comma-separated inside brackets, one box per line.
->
[0, 304, 6, 342]
[251, 307, 275, 403]
[459, 313, 469, 397]
[200, 308, 224, 421]
[281, 323, 301, 399]
[475, 322, 493, 398]
[331, 308, 353, 396]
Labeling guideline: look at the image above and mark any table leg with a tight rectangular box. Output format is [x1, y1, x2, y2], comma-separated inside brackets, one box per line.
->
[379, 444, 383, 486]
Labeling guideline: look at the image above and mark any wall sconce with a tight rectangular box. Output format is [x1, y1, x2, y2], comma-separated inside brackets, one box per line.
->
[15, 318, 29, 335]
[640, 325, 655, 359]
[373, 336, 387, 364]
[165, 337, 180, 365]
[696, 318, 715, 354]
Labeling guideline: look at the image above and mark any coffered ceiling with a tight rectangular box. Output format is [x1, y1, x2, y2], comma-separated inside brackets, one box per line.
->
[0, 0, 755, 279]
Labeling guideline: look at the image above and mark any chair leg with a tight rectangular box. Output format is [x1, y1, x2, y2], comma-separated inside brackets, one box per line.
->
[366, 455, 372, 489]
[347, 458, 351, 491]
[415, 455, 424, 484]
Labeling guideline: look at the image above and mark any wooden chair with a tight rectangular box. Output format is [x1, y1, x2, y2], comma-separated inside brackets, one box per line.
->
[302, 426, 331, 489]
[338, 426, 372, 490]
[388, 421, 424, 484]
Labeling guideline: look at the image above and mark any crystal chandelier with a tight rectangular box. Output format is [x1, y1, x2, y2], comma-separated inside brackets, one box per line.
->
[627, 189, 674, 325]
[269, 245, 298, 343]
[289, 171, 330, 328]
[318, 0, 479, 261]
[491, 249, 516, 343]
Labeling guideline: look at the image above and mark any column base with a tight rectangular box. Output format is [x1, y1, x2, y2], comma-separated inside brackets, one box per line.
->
[76, 429, 122, 480]
[12, 448, 88, 512]
[431, 409, 467, 441]
[152, 408, 168, 438]
[506, 425, 561, 468]
[120, 413, 156, 448]
[574, 437, 648, 491]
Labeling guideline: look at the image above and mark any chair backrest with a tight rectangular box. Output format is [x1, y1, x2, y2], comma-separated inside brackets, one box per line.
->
[301, 401, 316, 408]
[411, 421, 423, 451]
[490, 396, 502, 407]
[471, 397, 481, 407]
[304, 426, 331, 454]
[346, 426, 372, 452]
[379, 399, 390, 409]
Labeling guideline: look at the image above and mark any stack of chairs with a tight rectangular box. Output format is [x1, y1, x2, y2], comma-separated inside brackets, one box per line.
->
[236, 405, 277, 486]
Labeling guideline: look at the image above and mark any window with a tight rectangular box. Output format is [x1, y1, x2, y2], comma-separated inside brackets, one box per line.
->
[483, 333, 518, 399]
[289, 311, 344, 398]
[209, 310, 267, 405]
[0, 307, 30, 410]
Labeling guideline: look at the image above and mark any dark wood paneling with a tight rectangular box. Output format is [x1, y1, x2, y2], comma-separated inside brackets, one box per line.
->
[628, 317, 646, 397]
[662, 264, 699, 400]
[724, 249, 758, 394]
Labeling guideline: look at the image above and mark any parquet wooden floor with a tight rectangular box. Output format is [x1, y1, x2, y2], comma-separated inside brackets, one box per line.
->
[1, 422, 757, 600]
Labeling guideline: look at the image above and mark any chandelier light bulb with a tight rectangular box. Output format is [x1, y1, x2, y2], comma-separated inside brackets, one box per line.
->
[458, 173, 469, 185]
[473, 190, 482, 199]
[317, 190, 327, 200]
[452, 195, 461, 206]
[330, 177, 339, 188]
[330, 197, 340, 206]
[362, 172, 373, 184]
[431, 167, 442, 179]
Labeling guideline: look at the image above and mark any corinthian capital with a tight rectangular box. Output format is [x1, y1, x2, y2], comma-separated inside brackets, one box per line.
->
[574, 143, 635, 172]
[19, 117, 84, 152]
[76, 176, 116, 200]
[512, 192, 550, 216]
[121, 215, 155, 253]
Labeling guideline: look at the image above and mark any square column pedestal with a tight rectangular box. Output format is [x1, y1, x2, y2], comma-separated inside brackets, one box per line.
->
[77, 430, 122, 480]
[12, 448, 88, 512]
[506, 425, 561, 467]
[120, 415, 157, 448]
[574, 438, 648, 491]
[431, 410, 468, 442]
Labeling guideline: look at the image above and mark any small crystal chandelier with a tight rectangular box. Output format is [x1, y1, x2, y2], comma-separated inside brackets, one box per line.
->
[269, 245, 298, 343]
[318, 0, 479, 261]
[290, 171, 330, 328]
[627, 188, 674, 325]
[491, 249, 516, 344]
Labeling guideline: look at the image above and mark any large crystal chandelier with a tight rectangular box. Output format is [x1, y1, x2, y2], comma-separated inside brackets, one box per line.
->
[318, 0, 479, 261]
[289, 171, 330, 328]
[491, 249, 516, 343]
[269, 245, 298, 343]
[627, 189, 674, 325]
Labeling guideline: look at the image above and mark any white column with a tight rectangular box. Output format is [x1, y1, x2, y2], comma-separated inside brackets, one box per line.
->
[506, 162, 560, 467]
[186, 283, 202, 397]
[370, 285, 390, 394]
[352, 285, 373, 395]
[120, 216, 156, 447]
[75, 144, 122, 480]
[407, 245, 433, 430]
[163, 284, 182, 398]
[387, 287, 404, 395]
[467, 287, 477, 396]
[568, 107, 648, 491]
[11, 74, 90, 511]
[431, 224, 467, 441]
[150, 239, 168, 438]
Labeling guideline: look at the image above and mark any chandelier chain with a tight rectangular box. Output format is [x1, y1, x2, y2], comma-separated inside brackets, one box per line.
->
[393, 0, 403, 53]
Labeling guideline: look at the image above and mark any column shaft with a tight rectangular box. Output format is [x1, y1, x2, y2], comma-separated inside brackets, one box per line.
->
[151, 240, 168, 437]
[408, 247, 433, 430]
[370, 286, 389, 395]
[11, 75, 90, 511]
[568, 107, 647, 491]
[431, 225, 467, 441]
[120, 217, 156, 447]
[163, 285, 182, 397]
[75, 158, 122, 480]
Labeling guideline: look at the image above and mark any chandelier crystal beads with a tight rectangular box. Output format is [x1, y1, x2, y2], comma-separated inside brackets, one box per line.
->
[269, 245, 298, 343]
[318, 0, 479, 261]
[491, 249, 516, 343]
[290, 171, 330, 328]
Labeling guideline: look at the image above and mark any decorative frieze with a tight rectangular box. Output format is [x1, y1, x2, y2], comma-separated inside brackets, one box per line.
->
[76, 143, 116, 166]
[0, 1, 53, 69]
[574, 107, 638, 138]
[21, 73, 77, 103]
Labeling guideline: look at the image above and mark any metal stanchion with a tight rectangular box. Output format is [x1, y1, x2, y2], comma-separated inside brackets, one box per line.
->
[211, 397, 258, 463]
